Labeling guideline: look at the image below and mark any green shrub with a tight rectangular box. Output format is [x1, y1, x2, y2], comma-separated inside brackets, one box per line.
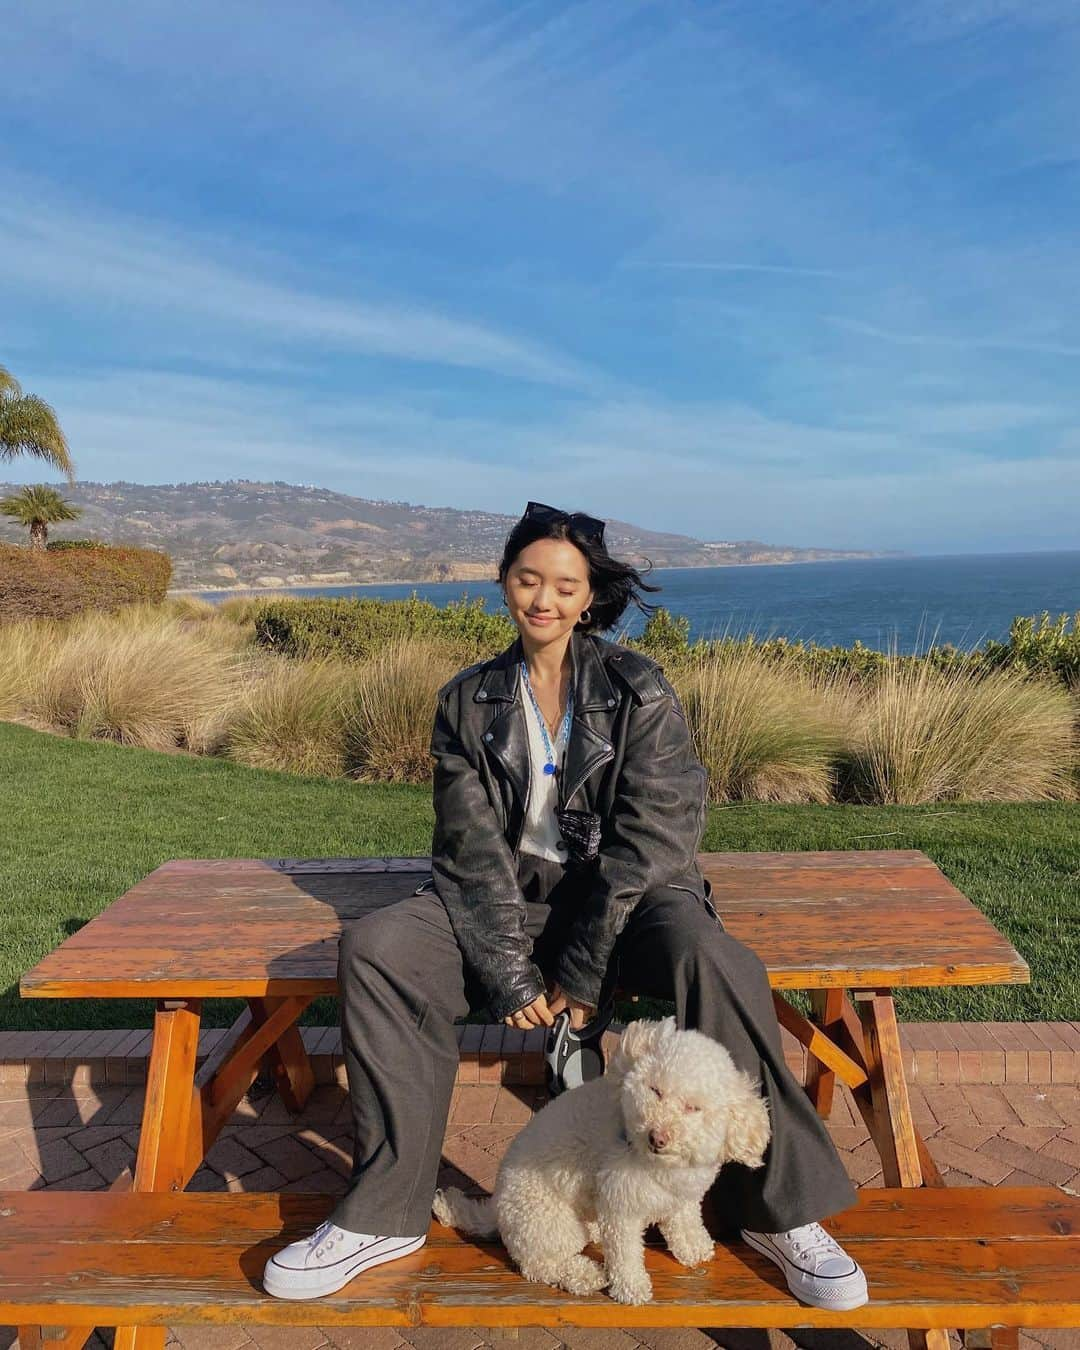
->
[636, 607, 691, 660]
[637, 607, 1080, 689]
[0, 543, 172, 622]
[253, 593, 515, 663]
[46, 538, 105, 551]
[981, 612, 1080, 687]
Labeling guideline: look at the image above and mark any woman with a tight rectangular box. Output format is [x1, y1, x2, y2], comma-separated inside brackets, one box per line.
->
[263, 500, 868, 1310]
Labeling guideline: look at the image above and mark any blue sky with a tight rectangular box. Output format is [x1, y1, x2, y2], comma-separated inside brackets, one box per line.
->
[2, 0, 1078, 554]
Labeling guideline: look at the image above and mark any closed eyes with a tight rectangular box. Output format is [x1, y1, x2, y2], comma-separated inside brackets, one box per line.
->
[520, 580, 577, 596]
[650, 1085, 701, 1112]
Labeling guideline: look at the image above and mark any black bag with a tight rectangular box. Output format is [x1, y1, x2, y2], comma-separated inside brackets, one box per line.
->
[555, 806, 602, 867]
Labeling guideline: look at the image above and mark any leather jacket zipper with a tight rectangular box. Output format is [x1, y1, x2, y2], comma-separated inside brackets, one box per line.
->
[512, 707, 532, 860]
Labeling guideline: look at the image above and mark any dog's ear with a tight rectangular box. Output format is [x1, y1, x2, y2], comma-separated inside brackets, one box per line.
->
[607, 1015, 677, 1076]
[724, 1074, 772, 1169]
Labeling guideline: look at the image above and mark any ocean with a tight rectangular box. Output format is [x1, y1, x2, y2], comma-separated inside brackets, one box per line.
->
[198, 550, 1080, 656]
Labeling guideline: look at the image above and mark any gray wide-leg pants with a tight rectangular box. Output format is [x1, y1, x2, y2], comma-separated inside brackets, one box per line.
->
[327, 852, 858, 1238]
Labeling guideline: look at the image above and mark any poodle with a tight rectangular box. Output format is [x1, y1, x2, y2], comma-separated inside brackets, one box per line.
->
[432, 1015, 771, 1305]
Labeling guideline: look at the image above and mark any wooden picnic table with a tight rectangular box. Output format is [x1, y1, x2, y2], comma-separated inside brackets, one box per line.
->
[19, 848, 1031, 1350]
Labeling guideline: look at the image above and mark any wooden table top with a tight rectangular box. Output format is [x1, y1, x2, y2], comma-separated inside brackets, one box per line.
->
[20, 850, 1030, 999]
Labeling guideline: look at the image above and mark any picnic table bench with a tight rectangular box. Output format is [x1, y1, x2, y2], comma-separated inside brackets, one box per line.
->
[8, 848, 1069, 1350]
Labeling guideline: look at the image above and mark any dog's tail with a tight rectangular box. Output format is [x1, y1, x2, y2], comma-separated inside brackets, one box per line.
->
[431, 1186, 499, 1239]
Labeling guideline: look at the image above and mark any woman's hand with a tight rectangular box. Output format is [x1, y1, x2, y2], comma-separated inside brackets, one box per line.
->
[546, 982, 596, 1031]
[504, 993, 556, 1030]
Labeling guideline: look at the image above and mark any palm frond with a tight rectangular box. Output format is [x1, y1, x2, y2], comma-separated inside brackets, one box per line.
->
[0, 483, 82, 525]
[0, 393, 75, 482]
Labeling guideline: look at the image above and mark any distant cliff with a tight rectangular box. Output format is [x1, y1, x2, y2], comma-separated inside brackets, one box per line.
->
[0, 479, 904, 590]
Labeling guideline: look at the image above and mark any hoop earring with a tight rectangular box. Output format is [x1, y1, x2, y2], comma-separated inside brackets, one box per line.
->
[578, 608, 591, 624]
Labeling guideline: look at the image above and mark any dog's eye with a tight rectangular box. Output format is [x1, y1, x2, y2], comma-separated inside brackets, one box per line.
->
[651, 1085, 663, 1098]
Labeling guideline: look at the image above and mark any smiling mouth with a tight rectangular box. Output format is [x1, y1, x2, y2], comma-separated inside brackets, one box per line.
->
[526, 615, 555, 623]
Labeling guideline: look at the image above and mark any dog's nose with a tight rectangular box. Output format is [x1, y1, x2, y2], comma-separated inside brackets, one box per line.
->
[648, 1130, 669, 1152]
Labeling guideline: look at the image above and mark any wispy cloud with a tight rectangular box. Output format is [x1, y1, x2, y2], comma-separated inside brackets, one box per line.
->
[825, 315, 1080, 360]
[0, 182, 590, 388]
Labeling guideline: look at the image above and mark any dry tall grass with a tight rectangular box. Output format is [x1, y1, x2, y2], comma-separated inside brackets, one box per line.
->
[343, 633, 467, 783]
[162, 595, 220, 621]
[844, 658, 1078, 803]
[0, 616, 61, 721]
[2, 602, 1077, 802]
[672, 644, 847, 803]
[226, 656, 356, 778]
[1, 608, 248, 752]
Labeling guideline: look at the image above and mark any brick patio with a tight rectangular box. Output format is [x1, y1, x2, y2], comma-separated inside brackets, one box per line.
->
[1, 1057, 1078, 1350]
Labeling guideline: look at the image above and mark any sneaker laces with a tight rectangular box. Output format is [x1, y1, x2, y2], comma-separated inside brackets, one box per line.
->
[776, 1221, 846, 1267]
[308, 1218, 339, 1259]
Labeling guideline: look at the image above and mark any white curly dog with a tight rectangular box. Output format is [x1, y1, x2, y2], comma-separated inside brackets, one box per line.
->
[432, 1014, 771, 1305]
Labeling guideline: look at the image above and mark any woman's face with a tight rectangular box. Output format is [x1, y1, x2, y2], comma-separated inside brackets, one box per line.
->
[503, 537, 595, 648]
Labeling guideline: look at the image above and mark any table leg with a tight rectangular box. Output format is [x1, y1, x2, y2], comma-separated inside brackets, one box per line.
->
[18, 1000, 203, 1350]
[17, 999, 201, 1350]
[805, 987, 847, 1117]
[854, 988, 922, 1187]
[248, 995, 315, 1113]
[117, 998, 202, 1350]
[852, 987, 950, 1350]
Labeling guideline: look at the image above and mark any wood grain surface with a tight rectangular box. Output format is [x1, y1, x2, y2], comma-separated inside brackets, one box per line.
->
[1, 1188, 1077, 1330]
[19, 850, 1029, 998]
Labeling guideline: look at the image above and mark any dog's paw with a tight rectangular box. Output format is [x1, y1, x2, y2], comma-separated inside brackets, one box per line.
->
[561, 1254, 609, 1295]
[431, 1188, 452, 1225]
[669, 1237, 714, 1268]
[607, 1271, 653, 1305]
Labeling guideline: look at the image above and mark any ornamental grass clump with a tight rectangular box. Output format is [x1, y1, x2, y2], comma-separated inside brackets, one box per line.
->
[0, 616, 61, 720]
[672, 642, 847, 804]
[843, 657, 1078, 804]
[225, 656, 355, 778]
[344, 633, 466, 784]
[18, 609, 244, 751]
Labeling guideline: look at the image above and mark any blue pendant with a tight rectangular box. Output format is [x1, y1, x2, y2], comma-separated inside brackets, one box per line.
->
[543, 763, 557, 775]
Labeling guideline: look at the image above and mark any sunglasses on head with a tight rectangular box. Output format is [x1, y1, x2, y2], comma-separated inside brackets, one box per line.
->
[523, 500, 606, 543]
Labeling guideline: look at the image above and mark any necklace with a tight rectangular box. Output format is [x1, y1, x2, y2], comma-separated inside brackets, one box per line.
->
[520, 659, 573, 776]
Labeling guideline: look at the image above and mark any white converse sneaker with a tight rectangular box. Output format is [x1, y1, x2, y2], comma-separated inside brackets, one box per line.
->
[740, 1220, 869, 1310]
[262, 1217, 427, 1300]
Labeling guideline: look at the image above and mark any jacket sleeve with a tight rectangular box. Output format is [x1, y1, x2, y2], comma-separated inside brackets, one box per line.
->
[552, 669, 708, 1008]
[428, 683, 548, 1022]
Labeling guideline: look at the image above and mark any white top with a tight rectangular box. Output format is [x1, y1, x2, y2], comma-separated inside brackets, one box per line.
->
[517, 665, 570, 863]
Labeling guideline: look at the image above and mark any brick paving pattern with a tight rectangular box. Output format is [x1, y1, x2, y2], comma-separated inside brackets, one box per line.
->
[2, 1021, 1079, 1093]
[1, 1067, 1078, 1350]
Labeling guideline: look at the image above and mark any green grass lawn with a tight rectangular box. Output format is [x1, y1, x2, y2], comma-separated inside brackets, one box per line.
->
[2, 719, 1076, 1034]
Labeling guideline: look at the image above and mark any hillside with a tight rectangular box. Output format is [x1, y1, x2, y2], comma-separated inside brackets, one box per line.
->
[0, 480, 902, 590]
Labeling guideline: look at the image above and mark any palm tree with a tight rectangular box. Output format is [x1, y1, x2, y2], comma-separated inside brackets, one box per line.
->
[0, 365, 75, 483]
[0, 485, 82, 550]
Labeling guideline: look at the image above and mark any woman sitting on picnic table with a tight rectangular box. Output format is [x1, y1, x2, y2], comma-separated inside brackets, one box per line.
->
[263, 500, 869, 1308]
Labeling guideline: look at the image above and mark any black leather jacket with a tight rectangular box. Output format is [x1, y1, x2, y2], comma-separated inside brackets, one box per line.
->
[424, 628, 714, 1022]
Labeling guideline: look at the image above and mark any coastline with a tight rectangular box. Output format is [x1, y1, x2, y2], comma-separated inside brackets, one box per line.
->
[167, 555, 893, 598]
[168, 578, 425, 597]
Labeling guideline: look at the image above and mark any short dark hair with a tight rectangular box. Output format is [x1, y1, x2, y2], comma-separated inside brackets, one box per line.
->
[496, 505, 663, 634]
